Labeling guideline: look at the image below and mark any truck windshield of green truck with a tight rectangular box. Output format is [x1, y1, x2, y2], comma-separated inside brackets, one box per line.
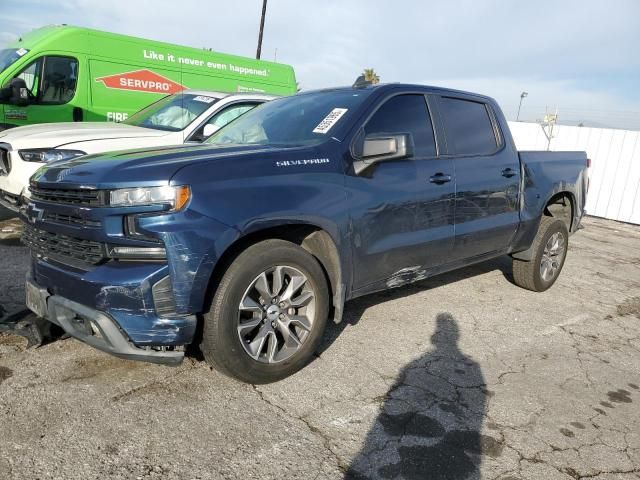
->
[0, 48, 29, 73]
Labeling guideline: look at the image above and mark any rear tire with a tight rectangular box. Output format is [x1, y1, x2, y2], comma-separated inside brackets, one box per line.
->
[512, 216, 569, 292]
[202, 239, 329, 384]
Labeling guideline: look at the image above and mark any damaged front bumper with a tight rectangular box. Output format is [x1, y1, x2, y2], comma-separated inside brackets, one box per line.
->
[26, 260, 197, 365]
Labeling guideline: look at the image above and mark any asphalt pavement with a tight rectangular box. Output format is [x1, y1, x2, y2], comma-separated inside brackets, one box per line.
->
[1, 216, 639, 479]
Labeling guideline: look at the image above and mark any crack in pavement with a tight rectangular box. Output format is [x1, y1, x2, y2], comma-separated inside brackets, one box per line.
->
[251, 383, 349, 477]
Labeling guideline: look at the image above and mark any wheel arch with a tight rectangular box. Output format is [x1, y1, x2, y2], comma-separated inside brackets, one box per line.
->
[544, 191, 576, 232]
[202, 222, 346, 326]
[512, 190, 576, 261]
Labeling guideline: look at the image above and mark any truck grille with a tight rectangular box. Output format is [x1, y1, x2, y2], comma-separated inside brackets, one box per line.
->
[0, 148, 10, 176]
[29, 186, 106, 206]
[0, 189, 19, 206]
[22, 223, 107, 268]
[43, 212, 101, 228]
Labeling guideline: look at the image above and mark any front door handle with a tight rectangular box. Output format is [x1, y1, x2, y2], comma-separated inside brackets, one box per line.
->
[429, 173, 452, 184]
[73, 107, 83, 122]
[501, 168, 517, 178]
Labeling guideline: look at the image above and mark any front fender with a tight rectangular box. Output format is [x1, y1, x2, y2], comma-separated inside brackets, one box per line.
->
[137, 210, 239, 314]
[168, 144, 353, 307]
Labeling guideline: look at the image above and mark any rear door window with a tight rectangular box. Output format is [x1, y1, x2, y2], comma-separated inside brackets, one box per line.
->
[439, 97, 498, 156]
[364, 94, 436, 157]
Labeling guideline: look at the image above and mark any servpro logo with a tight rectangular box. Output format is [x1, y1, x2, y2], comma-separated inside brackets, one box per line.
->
[95, 69, 185, 94]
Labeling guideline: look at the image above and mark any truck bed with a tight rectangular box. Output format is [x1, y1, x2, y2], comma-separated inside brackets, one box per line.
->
[510, 150, 589, 254]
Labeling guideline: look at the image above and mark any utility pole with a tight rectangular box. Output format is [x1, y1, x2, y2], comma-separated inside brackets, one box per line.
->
[516, 91, 528, 121]
[256, 0, 267, 60]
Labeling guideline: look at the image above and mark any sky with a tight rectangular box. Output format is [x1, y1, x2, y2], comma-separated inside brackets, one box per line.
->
[1, 0, 639, 130]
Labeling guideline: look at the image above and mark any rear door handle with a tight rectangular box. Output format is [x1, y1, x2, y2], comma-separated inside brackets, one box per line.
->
[429, 173, 452, 184]
[501, 168, 517, 178]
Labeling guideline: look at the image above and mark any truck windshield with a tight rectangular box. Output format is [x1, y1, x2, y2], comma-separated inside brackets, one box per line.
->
[124, 93, 220, 131]
[206, 89, 371, 146]
[0, 48, 29, 74]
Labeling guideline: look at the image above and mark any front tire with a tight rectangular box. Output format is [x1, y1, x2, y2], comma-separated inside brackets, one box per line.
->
[202, 239, 329, 383]
[512, 216, 569, 292]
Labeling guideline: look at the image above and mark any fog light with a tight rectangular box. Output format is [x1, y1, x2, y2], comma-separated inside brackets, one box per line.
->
[109, 246, 166, 259]
[89, 321, 103, 339]
[152, 275, 177, 317]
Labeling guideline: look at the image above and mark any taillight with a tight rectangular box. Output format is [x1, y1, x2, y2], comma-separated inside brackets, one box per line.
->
[587, 158, 591, 168]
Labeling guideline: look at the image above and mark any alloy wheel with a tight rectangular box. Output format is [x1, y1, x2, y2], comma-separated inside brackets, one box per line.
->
[540, 232, 566, 282]
[237, 265, 316, 363]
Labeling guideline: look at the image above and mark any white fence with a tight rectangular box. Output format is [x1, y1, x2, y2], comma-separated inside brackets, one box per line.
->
[508, 121, 640, 225]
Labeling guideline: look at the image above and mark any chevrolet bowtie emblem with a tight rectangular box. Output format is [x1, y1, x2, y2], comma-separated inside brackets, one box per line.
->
[26, 202, 44, 224]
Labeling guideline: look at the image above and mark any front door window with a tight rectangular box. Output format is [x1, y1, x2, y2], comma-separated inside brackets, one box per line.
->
[13, 56, 78, 104]
[39, 56, 78, 104]
[16, 59, 41, 99]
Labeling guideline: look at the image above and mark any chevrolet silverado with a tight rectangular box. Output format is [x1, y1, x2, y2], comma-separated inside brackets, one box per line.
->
[21, 83, 588, 383]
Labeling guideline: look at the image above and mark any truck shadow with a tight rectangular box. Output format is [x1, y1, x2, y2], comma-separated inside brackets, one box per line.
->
[344, 313, 502, 479]
[320, 255, 513, 356]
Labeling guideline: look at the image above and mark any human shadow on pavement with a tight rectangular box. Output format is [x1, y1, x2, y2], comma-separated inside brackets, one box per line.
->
[344, 313, 502, 480]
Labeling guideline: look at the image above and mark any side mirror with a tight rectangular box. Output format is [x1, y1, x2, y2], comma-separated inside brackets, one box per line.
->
[353, 133, 412, 175]
[202, 123, 220, 139]
[8, 78, 29, 107]
[0, 86, 10, 101]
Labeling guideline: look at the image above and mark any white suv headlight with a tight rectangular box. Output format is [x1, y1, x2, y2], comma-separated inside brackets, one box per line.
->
[18, 149, 86, 163]
[109, 185, 191, 210]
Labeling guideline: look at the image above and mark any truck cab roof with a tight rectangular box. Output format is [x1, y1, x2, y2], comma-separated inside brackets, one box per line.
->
[303, 82, 496, 103]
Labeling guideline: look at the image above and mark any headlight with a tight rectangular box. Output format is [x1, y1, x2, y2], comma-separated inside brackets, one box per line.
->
[18, 148, 86, 163]
[109, 185, 191, 210]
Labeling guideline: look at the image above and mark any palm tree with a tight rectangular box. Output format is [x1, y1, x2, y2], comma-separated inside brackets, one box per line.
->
[362, 68, 380, 84]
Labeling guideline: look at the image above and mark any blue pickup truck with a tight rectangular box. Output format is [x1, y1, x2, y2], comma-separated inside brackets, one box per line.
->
[20, 84, 588, 383]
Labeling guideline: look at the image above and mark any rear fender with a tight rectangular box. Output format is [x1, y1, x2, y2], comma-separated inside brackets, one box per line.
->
[511, 189, 576, 261]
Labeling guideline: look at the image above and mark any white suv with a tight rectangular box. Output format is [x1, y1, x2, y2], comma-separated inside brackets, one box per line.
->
[0, 90, 274, 212]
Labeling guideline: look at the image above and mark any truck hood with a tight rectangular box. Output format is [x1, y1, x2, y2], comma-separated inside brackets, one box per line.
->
[30, 143, 308, 189]
[0, 122, 171, 148]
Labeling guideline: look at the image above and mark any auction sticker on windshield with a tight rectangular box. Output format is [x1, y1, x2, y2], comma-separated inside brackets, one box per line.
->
[313, 108, 348, 134]
[193, 95, 216, 103]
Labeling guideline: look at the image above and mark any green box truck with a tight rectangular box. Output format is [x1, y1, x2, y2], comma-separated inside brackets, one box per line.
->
[0, 25, 297, 129]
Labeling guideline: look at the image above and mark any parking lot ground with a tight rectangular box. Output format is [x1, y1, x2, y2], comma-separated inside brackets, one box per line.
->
[1, 216, 640, 480]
